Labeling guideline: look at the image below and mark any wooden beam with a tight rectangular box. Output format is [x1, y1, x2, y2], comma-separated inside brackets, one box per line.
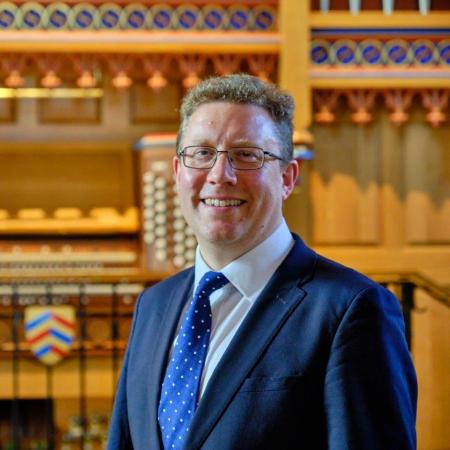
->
[279, 0, 312, 139]
[310, 74, 450, 89]
[0, 31, 280, 54]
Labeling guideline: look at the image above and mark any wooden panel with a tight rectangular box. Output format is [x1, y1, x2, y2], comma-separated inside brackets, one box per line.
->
[0, 99, 15, 123]
[404, 114, 450, 244]
[130, 81, 180, 126]
[38, 97, 100, 123]
[283, 172, 313, 244]
[0, 143, 135, 216]
[412, 291, 450, 450]
[310, 119, 381, 245]
[0, 358, 117, 399]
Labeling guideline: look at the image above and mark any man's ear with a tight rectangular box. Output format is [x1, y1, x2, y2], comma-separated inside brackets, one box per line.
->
[173, 156, 180, 193]
[281, 160, 299, 200]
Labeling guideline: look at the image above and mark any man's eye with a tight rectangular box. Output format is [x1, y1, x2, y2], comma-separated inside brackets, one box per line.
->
[192, 148, 215, 158]
[234, 149, 259, 160]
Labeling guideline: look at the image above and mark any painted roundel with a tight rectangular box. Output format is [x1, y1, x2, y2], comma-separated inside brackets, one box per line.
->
[202, 5, 226, 30]
[311, 39, 331, 65]
[331, 40, 357, 65]
[227, 5, 250, 30]
[20, 2, 47, 29]
[437, 40, 450, 65]
[70, 2, 96, 29]
[97, 3, 122, 29]
[176, 5, 201, 30]
[412, 40, 437, 65]
[47, 2, 70, 29]
[252, 6, 276, 31]
[0, 2, 21, 29]
[384, 39, 412, 66]
[358, 39, 384, 65]
[149, 4, 173, 30]
[120, 3, 147, 29]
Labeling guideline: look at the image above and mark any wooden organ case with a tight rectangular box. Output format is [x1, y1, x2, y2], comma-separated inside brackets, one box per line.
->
[0, 141, 150, 448]
[0, 132, 191, 447]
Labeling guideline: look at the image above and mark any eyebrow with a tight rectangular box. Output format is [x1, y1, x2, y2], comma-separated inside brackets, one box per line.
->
[230, 140, 260, 148]
[188, 140, 260, 148]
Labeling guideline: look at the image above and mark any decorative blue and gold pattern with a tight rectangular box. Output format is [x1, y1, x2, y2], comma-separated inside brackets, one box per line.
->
[97, 2, 121, 29]
[384, 39, 412, 65]
[437, 40, 450, 65]
[176, 4, 201, 30]
[311, 39, 331, 65]
[412, 39, 437, 65]
[252, 5, 275, 31]
[21, 2, 46, 29]
[69, 2, 96, 29]
[120, 3, 146, 30]
[358, 39, 384, 65]
[47, 2, 70, 29]
[331, 39, 357, 65]
[0, 2, 276, 31]
[227, 5, 251, 31]
[310, 35, 450, 67]
[0, 2, 20, 29]
[202, 5, 226, 31]
[148, 4, 173, 30]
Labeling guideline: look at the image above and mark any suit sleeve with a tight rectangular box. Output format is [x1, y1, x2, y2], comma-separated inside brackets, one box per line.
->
[324, 285, 417, 450]
[107, 292, 143, 450]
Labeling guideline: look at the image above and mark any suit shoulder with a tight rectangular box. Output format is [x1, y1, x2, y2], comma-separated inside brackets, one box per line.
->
[290, 235, 380, 298]
[308, 251, 387, 301]
[296, 251, 401, 332]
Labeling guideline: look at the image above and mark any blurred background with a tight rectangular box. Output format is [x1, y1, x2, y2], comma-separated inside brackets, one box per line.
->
[0, 0, 449, 448]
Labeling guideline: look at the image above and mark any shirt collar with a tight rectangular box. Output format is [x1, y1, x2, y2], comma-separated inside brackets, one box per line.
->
[194, 219, 294, 302]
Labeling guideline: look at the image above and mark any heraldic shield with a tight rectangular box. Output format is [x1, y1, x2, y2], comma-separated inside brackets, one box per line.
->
[25, 306, 76, 366]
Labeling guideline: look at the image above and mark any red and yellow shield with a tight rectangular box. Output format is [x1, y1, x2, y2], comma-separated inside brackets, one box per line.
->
[24, 306, 76, 365]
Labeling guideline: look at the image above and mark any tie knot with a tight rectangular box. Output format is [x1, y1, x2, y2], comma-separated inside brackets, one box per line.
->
[195, 271, 229, 298]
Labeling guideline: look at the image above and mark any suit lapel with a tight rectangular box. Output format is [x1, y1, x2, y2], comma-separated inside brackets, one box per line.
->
[184, 236, 317, 449]
[145, 269, 195, 450]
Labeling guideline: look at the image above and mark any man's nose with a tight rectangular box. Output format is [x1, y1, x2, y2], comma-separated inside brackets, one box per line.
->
[206, 151, 237, 184]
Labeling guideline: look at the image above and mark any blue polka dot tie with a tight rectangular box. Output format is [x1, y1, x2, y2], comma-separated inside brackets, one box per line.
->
[158, 271, 229, 450]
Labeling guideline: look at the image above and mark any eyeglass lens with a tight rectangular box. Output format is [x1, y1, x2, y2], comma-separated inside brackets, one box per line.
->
[183, 147, 264, 170]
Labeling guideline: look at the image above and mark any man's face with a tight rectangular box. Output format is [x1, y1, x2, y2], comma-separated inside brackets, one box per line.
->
[173, 101, 297, 257]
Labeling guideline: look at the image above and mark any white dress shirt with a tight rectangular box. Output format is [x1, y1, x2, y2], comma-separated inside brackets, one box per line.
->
[171, 219, 294, 398]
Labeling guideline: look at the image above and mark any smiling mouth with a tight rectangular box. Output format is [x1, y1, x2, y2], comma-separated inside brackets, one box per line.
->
[202, 198, 246, 207]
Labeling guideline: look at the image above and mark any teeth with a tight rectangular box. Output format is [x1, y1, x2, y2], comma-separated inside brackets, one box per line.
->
[204, 198, 244, 207]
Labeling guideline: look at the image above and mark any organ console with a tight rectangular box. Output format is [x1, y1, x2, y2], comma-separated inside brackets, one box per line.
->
[135, 133, 197, 273]
[0, 134, 189, 281]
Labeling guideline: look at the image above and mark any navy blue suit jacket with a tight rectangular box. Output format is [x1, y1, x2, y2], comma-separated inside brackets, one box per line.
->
[108, 235, 417, 449]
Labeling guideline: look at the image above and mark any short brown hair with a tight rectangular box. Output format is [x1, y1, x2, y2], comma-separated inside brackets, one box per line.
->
[177, 74, 295, 162]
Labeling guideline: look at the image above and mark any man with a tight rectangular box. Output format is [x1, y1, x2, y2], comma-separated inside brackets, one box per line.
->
[108, 74, 417, 450]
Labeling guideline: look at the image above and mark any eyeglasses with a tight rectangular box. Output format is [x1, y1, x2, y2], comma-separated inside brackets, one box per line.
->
[177, 146, 289, 171]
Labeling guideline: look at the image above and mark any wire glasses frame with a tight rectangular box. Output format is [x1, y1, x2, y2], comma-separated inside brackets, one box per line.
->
[177, 146, 290, 171]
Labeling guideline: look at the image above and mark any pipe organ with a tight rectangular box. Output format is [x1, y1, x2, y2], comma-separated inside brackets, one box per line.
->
[0, 135, 188, 448]
[136, 134, 197, 273]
